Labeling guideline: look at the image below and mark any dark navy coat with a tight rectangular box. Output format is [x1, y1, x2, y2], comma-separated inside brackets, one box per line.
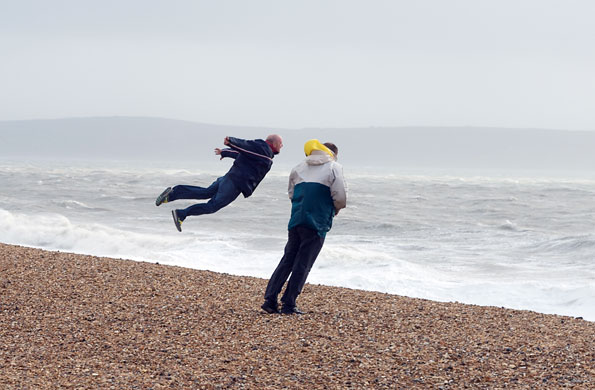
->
[220, 137, 274, 197]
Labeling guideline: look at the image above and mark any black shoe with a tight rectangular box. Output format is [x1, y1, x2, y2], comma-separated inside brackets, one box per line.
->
[172, 210, 183, 232]
[156, 187, 173, 206]
[281, 306, 304, 315]
[261, 300, 279, 314]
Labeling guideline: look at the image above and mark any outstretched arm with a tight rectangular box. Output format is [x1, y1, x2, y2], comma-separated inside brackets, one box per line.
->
[223, 136, 273, 161]
[215, 147, 239, 160]
[226, 137, 264, 154]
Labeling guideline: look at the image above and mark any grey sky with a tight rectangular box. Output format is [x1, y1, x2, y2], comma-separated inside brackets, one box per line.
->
[2, 0, 594, 130]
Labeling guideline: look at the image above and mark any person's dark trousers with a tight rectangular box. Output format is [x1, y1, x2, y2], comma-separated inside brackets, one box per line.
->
[170, 176, 241, 220]
[264, 226, 325, 309]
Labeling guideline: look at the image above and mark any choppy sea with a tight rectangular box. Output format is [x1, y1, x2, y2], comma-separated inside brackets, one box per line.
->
[1, 159, 594, 321]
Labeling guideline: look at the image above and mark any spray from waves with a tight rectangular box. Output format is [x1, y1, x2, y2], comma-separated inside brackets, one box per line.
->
[312, 240, 595, 320]
[0, 209, 237, 268]
[0, 208, 285, 278]
[1, 209, 170, 258]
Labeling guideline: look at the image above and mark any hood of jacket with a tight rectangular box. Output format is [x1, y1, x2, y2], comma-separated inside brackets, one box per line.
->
[306, 150, 334, 166]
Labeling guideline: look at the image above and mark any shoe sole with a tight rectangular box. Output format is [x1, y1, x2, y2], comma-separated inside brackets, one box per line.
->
[156, 187, 173, 206]
[172, 210, 182, 232]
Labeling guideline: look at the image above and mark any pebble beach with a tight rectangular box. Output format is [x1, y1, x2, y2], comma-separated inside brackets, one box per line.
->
[1, 242, 593, 389]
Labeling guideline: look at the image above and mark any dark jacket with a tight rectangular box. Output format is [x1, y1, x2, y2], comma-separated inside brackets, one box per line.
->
[220, 137, 274, 197]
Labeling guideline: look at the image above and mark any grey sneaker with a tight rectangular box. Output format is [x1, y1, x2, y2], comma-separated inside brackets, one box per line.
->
[172, 210, 183, 232]
[155, 187, 173, 206]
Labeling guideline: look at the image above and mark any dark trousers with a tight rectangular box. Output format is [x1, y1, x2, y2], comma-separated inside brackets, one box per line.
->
[170, 176, 241, 220]
[264, 226, 325, 308]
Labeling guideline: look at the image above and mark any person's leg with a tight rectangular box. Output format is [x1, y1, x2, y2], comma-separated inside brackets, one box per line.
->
[280, 226, 325, 309]
[176, 176, 241, 220]
[264, 228, 300, 304]
[169, 178, 221, 202]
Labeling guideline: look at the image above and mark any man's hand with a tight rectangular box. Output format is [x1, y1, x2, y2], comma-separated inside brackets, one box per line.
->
[214, 148, 224, 160]
[224, 136, 230, 146]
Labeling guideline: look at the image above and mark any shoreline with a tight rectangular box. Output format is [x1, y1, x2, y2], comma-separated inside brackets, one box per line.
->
[1, 242, 594, 388]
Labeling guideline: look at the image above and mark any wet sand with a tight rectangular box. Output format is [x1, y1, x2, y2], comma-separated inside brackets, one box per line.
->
[1, 242, 593, 389]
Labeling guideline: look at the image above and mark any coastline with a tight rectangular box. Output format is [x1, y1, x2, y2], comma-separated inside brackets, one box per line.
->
[1, 242, 593, 389]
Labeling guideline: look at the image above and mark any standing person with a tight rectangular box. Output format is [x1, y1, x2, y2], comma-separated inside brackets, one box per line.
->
[262, 139, 346, 315]
[155, 135, 283, 232]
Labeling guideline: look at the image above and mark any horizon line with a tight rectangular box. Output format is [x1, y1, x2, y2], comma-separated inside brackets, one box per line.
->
[0, 115, 593, 133]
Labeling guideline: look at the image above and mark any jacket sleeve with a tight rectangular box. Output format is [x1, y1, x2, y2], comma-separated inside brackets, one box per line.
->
[220, 148, 239, 159]
[227, 137, 267, 154]
[330, 162, 347, 212]
[288, 168, 298, 200]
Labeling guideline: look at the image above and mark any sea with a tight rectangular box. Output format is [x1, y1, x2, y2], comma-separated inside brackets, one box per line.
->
[1, 159, 594, 321]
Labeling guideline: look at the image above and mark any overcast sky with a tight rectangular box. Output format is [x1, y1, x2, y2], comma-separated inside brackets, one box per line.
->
[1, 0, 594, 130]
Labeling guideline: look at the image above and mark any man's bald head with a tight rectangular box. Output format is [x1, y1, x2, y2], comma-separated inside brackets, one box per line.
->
[266, 134, 284, 155]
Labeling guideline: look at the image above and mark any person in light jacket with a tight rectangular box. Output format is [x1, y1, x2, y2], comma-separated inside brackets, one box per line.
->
[262, 139, 346, 315]
[155, 135, 283, 232]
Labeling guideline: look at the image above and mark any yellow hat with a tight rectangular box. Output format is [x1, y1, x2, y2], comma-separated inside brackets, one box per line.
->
[304, 139, 334, 158]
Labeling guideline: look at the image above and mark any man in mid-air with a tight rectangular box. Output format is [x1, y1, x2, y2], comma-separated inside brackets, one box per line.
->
[155, 134, 283, 232]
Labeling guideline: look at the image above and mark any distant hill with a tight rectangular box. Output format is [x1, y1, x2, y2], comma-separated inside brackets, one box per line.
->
[0, 116, 268, 162]
[1, 116, 594, 175]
